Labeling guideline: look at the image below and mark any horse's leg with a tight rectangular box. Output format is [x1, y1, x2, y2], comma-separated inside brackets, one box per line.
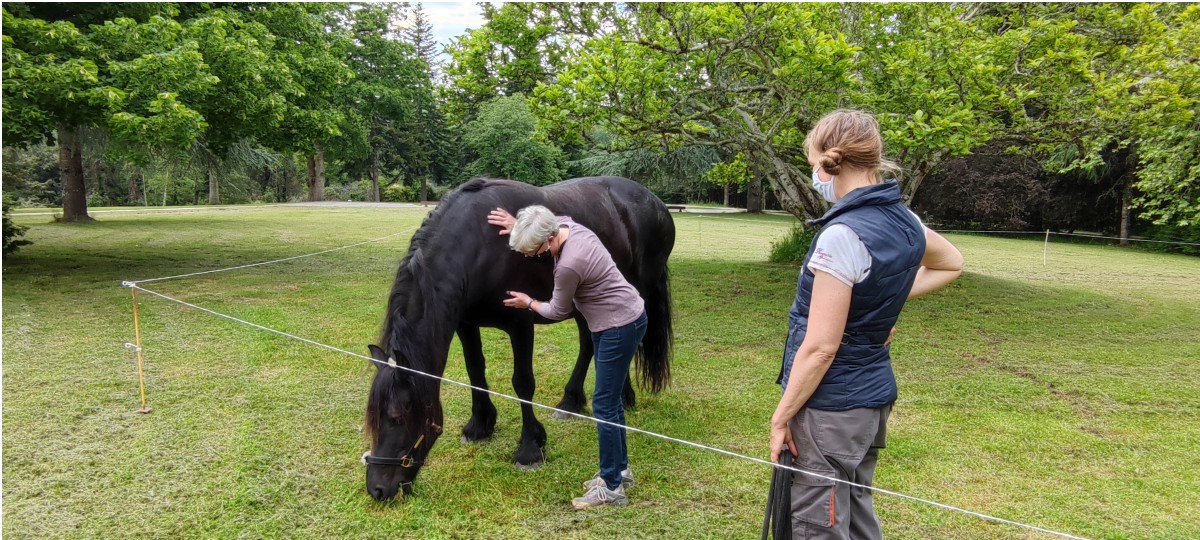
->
[554, 314, 636, 420]
[508, 323, 547, 470]
[553, 313, 593, 420]
[458, 324, 497, 443]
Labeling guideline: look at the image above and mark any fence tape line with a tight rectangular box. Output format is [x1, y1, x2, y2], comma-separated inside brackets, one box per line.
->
[681, 215, 1197, 248]
[124, 282, 1090, 540]
[681, 213, 797, 226]
[129, 230, 410, 285]
[937, 229, 1199, 246]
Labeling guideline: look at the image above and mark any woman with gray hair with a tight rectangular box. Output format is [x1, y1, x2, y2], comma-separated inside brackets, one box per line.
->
[488, 204, 647, 509]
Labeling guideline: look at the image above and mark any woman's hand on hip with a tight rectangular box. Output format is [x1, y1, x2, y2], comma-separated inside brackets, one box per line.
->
[488, 208, 516, 235]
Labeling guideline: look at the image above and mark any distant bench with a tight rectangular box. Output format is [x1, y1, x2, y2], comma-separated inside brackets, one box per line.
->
[665, 204, 686, 213]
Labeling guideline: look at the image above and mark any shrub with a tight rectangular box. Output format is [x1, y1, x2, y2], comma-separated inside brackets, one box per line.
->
[324, 180, 371, 202]
[382, 183, 419, 202]
[769, 225, 814, 264]
[3, 195, 32, 256]
[1136, 221, 1200, 256]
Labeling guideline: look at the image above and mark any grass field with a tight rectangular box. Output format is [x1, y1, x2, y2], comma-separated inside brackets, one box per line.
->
[3, 206, 1198, 539]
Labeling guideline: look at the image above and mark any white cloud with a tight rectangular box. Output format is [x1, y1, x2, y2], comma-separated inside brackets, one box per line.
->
[416, 2, 492, 46]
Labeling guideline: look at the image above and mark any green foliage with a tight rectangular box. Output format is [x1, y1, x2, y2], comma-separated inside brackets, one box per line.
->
[705, 152, 753, 188]
[1, 7, 221, 154]
[1136, 221, 1200, 256]
[1, 8, 118, 143]
[768, 225, 815, 264]
[996, 4, 1200, 227]
[332, 3, 449, 198]
[380, 181, 443, 203]
[441, 3, 615, 125]
[534, 4, 1004, 220]
[381, 182, 414, 203]
[572, 138, 720, 203]
[1, 144, 60, 205]
[0, 3, 353, 212]
[463, 95, 567, 185]
[2, 194, 32, 255]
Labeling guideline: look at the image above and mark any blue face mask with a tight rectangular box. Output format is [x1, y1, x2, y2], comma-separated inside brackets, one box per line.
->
[811, 168, 837, 203]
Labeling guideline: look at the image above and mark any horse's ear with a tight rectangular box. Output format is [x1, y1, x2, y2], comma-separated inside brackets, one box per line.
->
[367, 345, 389, 370]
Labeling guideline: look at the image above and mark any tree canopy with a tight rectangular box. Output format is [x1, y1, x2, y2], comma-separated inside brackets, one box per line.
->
[2, 2, 1197, 242]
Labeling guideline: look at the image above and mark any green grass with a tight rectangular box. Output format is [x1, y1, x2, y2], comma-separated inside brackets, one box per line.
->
[3, 207, 1198, 539]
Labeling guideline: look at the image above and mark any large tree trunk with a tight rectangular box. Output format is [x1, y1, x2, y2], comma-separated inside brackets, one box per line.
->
[723, 183, 731, 207]
[306, 143, 326, 202]
[207, 167, 220, 204]
[369, 145, 381, 202]
[420, 175, 429, 203]
[746, 176, 763, 213]
[729, 112, 823, 221]
[57, 124, 93, 222]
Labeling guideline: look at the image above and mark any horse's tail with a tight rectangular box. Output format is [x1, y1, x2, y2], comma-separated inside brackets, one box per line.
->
[637, 261, 673, 393]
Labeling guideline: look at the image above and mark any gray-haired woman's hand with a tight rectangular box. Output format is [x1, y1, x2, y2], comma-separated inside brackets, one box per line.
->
[503, 290, 533, 309]
[487, 208, 516, 235]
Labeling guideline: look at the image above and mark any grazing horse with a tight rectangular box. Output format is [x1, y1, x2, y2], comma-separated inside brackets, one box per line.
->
[362, 176, 675, 501]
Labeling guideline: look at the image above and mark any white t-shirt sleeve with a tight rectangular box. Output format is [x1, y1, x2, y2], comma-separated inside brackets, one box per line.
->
[807, 224, 871, 287]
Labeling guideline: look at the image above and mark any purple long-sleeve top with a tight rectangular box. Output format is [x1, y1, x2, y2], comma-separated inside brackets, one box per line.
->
[532, 217, 645, 332]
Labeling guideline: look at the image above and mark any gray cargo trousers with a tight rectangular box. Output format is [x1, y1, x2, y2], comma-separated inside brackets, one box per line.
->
[787, 405, 892, 540]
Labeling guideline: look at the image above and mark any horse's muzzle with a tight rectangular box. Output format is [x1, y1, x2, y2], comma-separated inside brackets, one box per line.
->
[368, 480, 412, 501]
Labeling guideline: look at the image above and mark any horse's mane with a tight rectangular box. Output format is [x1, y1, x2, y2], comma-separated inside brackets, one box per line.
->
[366, 179, 491, 443]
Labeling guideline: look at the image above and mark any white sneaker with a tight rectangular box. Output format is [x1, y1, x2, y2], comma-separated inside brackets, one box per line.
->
[571, 483, 628, 509]
[581, 468, 635, 491]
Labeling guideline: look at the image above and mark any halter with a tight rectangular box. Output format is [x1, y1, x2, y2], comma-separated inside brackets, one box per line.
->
[361, 420, 443, 468]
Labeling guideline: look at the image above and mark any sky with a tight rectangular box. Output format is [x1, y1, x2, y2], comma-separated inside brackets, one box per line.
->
[417, 2, 492, 52]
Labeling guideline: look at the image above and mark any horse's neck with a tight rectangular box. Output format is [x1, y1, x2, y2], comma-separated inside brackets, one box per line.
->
[386, 276, 463, 372]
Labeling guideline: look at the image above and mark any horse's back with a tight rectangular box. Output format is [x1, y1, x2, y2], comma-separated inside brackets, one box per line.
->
[432, 175, 675, 389]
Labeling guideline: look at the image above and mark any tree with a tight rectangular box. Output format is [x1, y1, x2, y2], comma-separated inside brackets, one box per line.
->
[994, 4, 1200, 236]
[2, 144, 60, 205]
[463, 95, 566, 185]
[1118, 5, 1200, 227]
[705, 152, 760, 211]
[3, 194, 32, 256]
[534, 4, 1004, 221]
[2, 4, 212, 221]
[237, 3, 354, 202]
[404, 3, 437, 67]
[572, 137, 720, 203]
[333, 3, 437, 202]
[441, 3, 616, 125]
[166, 5, 303, 204]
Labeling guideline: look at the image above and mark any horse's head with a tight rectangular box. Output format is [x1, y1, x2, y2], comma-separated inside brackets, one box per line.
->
[362, 344, 444, 501]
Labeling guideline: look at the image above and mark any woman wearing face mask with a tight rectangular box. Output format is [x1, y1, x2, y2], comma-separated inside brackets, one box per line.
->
[769, 109, 963, 539]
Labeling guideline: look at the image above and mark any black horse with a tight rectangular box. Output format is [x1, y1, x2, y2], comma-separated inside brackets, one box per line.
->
[363, 176, 675, 501]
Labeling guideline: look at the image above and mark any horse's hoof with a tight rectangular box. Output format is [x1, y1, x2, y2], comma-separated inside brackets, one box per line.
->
[461, 435, 491, 444]
[515, 461, 543, 472]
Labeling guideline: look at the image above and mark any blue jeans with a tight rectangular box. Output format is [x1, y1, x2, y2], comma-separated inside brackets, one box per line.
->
[591, 310, 648, 490]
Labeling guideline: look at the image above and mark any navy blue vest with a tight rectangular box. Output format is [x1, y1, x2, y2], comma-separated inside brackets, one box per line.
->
[778, 180, 925, 411]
